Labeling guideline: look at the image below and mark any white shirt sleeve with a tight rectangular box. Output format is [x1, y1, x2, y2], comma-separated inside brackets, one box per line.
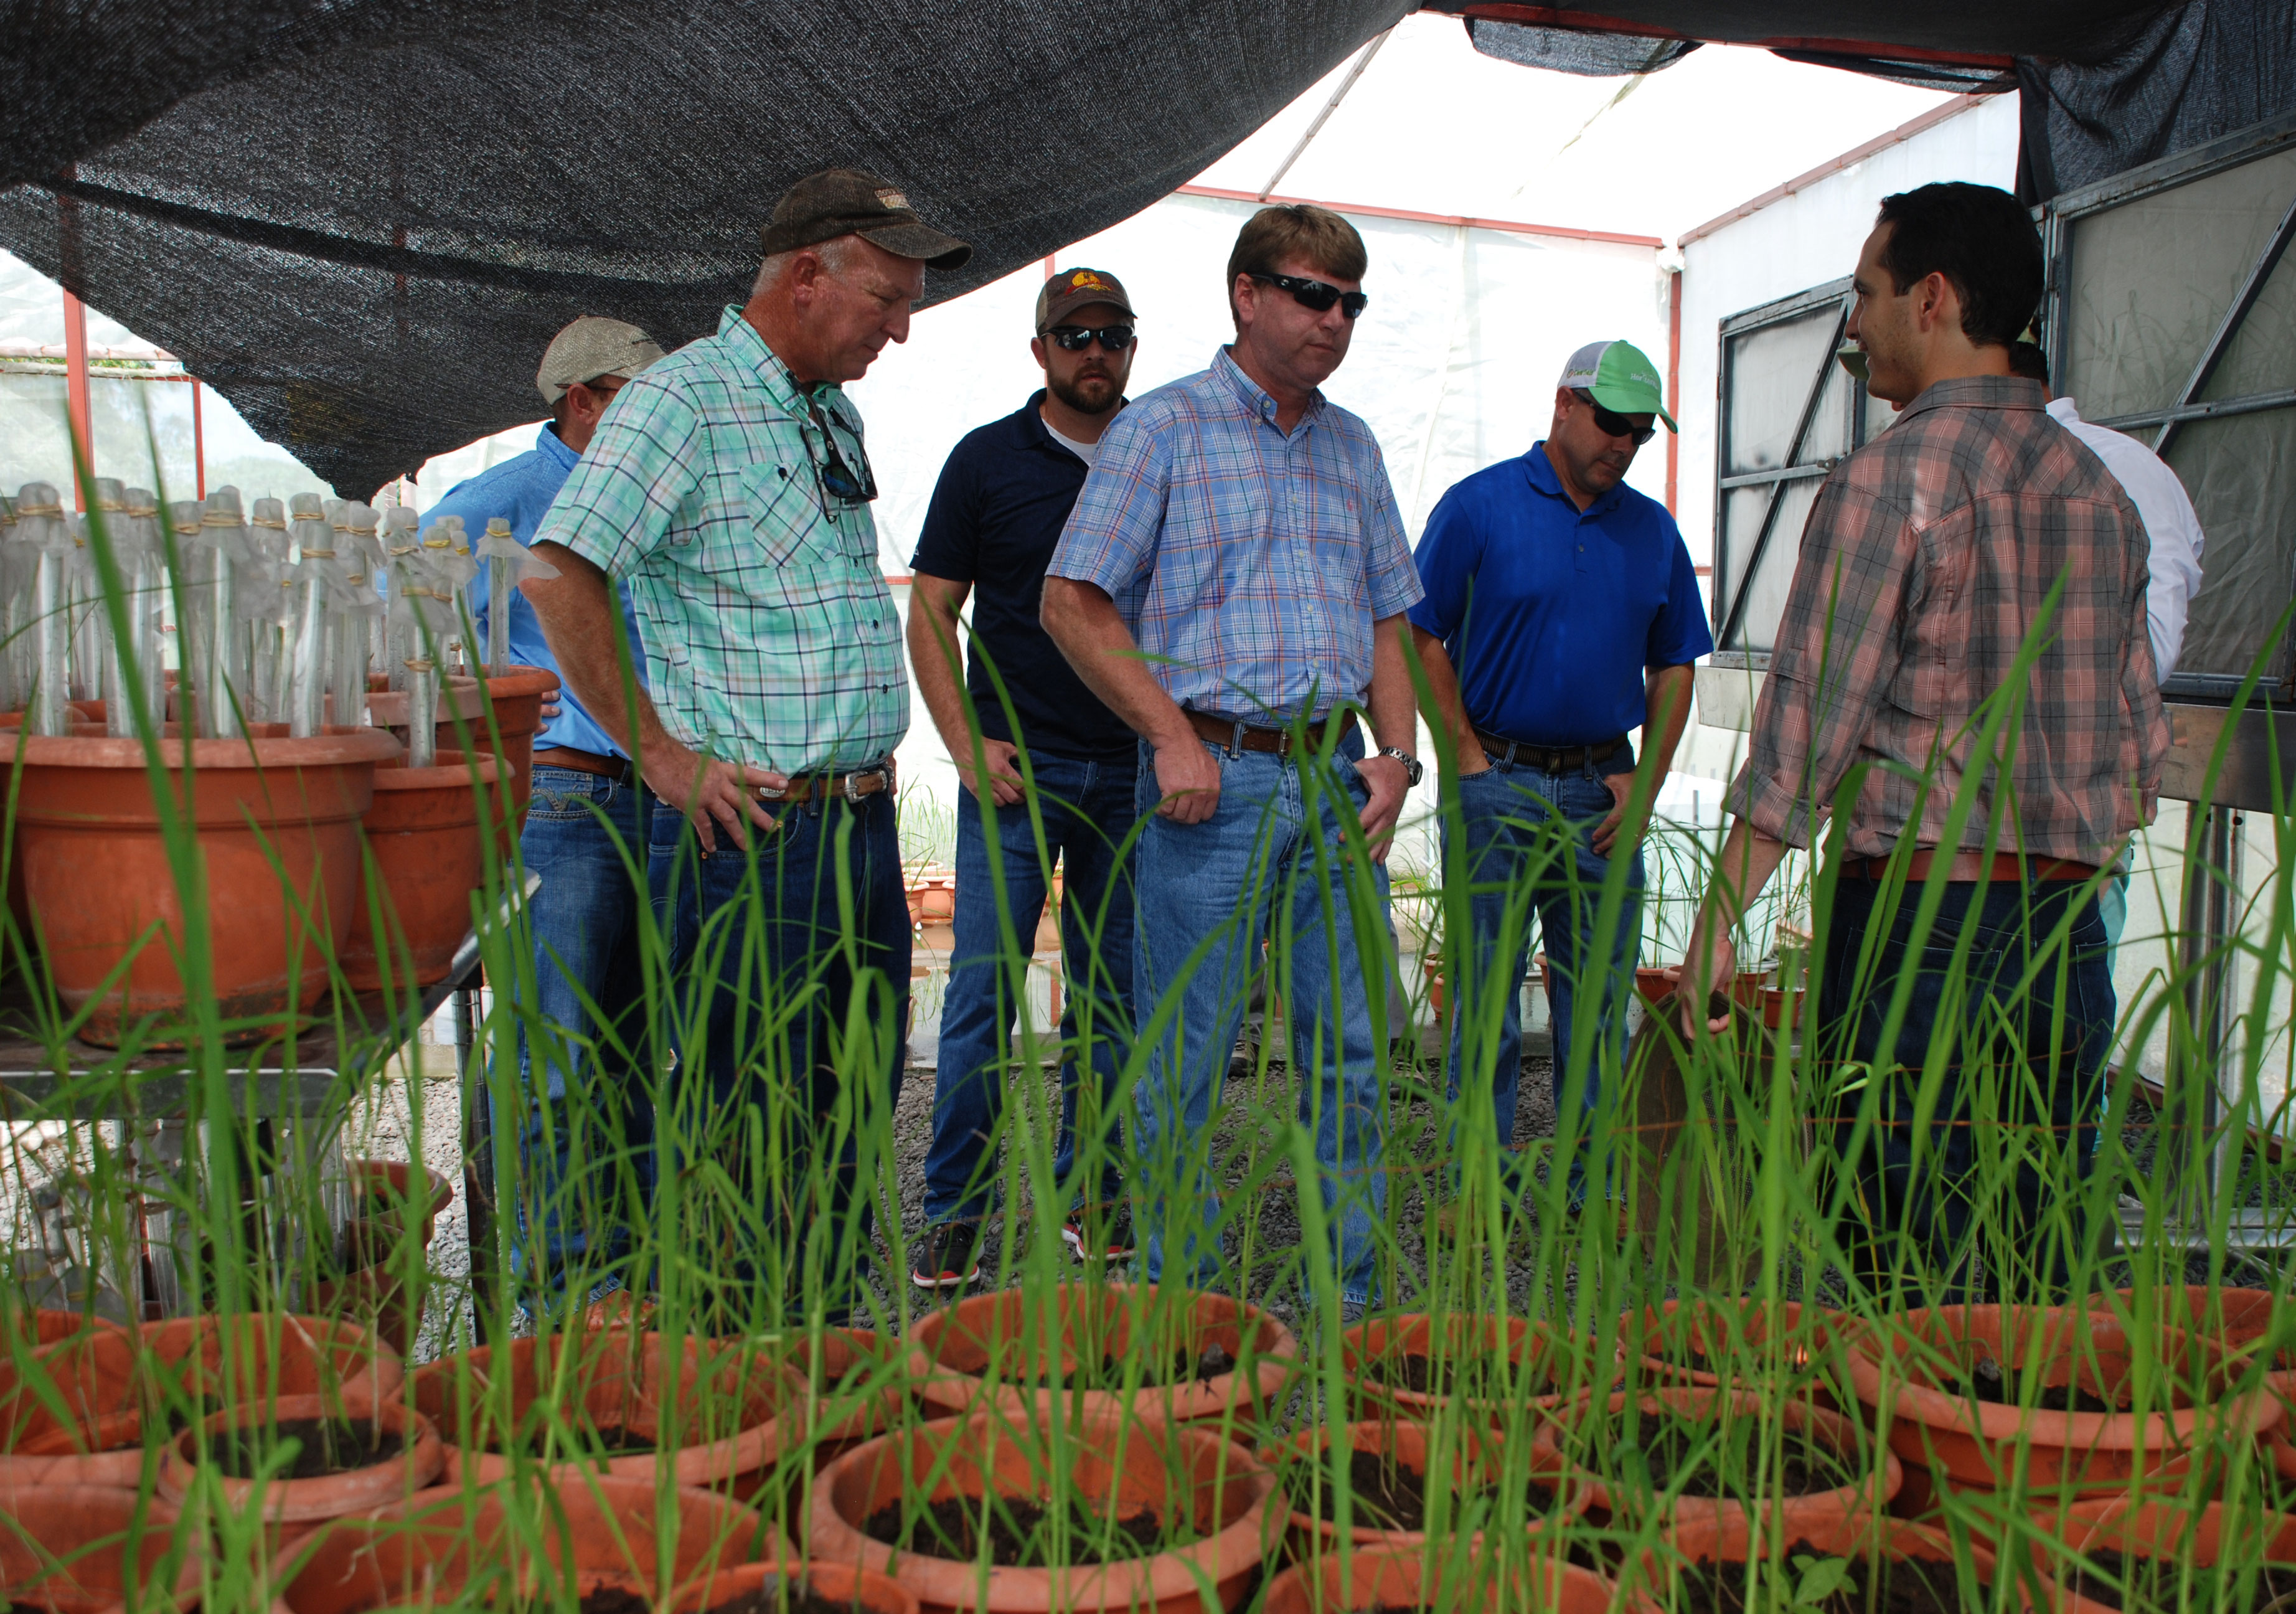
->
[2049, 397, 2206, 682]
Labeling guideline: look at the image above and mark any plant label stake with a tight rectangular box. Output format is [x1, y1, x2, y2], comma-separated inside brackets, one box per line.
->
[476, 516, 558, 676]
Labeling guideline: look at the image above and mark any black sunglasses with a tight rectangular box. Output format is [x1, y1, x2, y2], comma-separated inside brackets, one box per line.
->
[1571, 388, 1657, 447]
[804, 395, 878, 505]
[1249, 271, 1368, 319]
[1047, 324, 1136, 352]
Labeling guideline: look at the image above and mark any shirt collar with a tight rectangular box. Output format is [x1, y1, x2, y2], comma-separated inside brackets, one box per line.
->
[535, 422, 580, 471]
[1899, 373, 2047, 425]
[716, 303, 855, 425]
[1213, 345, 1324, 432]
[2045, 394, 2083, 427]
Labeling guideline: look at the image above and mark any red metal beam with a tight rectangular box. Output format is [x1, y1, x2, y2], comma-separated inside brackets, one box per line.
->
[61, 288, 92, 511]
[1177, 184, 1663, 248]
[1665, 266, 1682, 516]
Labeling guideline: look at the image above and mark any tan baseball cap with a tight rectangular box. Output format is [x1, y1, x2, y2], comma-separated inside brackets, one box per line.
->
[537, 316, 666, 405]
[760, 168, 972, 271]
[1035, 267, 1135, 333]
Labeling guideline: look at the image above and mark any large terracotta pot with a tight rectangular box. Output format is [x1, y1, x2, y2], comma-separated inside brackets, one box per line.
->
[0, 727, 399, 1045]
[908, 1283, 1299, 1442]
[1263, 1417, 1589, 1557]
[1339, 1312, 1608, 1426]
[158, 1394, 442, 1524]
[1263, 1547, 1649, 1614]
[0, 1483, 194, 1614]
[465, 664, 559, 828]
[2053, 1494, 2296, 1612]
[1843, 1305, 2277, 1501]
[809, 1412, 1277, 1614]
[1654, 1508, 2020, 1612]
[271, 1474, 776, 1612]
[341, 748, 499, 991]
[304, 1161, 453, 1357]
[1530, 1385, 1899, 1542]
[410, 1330, 803, 1491]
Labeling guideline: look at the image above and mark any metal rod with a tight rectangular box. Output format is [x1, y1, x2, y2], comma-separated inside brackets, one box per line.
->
[1258, 27, 1391, 201]
[1716, 298, 1850, 653]
[2157, 189, 2296, 458]
[2173, 804, 2242, 1224]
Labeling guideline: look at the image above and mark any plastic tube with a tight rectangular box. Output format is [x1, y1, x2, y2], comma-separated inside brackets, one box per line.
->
[103, 487, 163, 739]
[194, 488, 247, 738]
[285, 493, 332, 737]
[15, 484, 70, 737]
[0, 492, 18, 712]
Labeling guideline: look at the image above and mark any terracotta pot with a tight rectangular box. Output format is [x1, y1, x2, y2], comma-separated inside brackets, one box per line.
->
[809, 1411, 1277, 1614]
[1263, 1546, 1647, 1614]
[1843, 1305, 2276, 1499]
[359, 677, 483, 733]
[1760, 986, 1802, 1029]
[12, 1309, 128, 1349]
[1263, 1417, 1589, 1555]
[2051, 1494, 2296, 1612]
[410, 1330, 803, 1491]
[0, 1483, 194, 1614]
[304, 1161, 454, 1358]
[1633, 966, 1676, 1006]
[1655, 1508, 2016, 1612]
[2099, 1286, 2289, 1368]
[908, 1283, 1299, 1441]
[341, 748, 500, 991]
[1339, 1313, 1608, 1426]
[465, 663, 560, 828]
[673, 1560, 920, 1614]
[159, 1394, 442, 1524]
[0, 727, 400, 1046]
[273, 1474, 776, 1612]
[1625, 1298, 1848, 1400]
[1530, 1385, 1899, 1541]
[0, 1321, 143, 1488]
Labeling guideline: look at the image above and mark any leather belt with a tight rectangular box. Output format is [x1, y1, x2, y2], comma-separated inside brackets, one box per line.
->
[760, 758, 896, 805]
[1474, 728, 1627, 774]
[532, 745, 636, 785]
[1187, 709, 1358, 757]
[1854, 850, 2102, 883]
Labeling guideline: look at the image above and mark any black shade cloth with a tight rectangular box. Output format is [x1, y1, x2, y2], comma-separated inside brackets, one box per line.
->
[0, 0, 1406, 498]
[1428, 2, 2176, 65]
[2017, 0, 2296, 199]
[1464, 20, 1700, 75]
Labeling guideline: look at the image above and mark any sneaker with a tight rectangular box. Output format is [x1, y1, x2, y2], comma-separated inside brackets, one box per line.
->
[911, 1220, 982, 1291]
[1061, 1204, 1134, 1263]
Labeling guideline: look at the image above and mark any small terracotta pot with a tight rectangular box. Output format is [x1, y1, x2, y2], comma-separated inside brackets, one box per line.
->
[1633, 966, 1677, 1006]
[1263, 1546, 1649, 1614]
[304, 1161, 454, 1357]
[359, 676, 483, 732]
[1654, 1508, 2015, 1612]
[673, 1560, 920, 1614]
[809, 1411, 1277, 1614]
[908, 1283, 1299, 1442]
[0, 1483, 194, 1614]
[273, 1473, 776, 1612]
[410, 1330, 803, 1491]
[1263, 1417, 1589, 1555]
[1843, 1305, 2277, 1498]
[0, 727, 401, 1045]
[341, 748, 501, 991]
[1531, 1385, 1899, 1541]
[1340, 1312, 1608, 1426]
[465, 663, 560, 829]
[158, 1394, 443, 1524]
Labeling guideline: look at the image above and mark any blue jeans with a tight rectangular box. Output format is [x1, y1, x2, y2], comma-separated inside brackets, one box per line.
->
[499, 766, 655, 1300]
[923, 752, 1135, 1225]
[1130, 728, 1390, 1309]
[1441, 751, 1643, 1193]
[647, 784, 908, 1316]
[1820, 870, 2114, 1305]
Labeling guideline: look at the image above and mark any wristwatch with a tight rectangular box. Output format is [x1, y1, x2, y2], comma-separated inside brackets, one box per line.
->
[1378, 746, 1424, 788]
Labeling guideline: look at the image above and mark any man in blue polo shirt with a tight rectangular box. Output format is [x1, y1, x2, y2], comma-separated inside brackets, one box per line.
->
[1411, 339, 1710, 1212]
[421, 313, 664, 1306]
[907, 268, 1142, 1291]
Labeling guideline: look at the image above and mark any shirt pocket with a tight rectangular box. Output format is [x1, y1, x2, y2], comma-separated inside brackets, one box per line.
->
[740, 458, 830, 569]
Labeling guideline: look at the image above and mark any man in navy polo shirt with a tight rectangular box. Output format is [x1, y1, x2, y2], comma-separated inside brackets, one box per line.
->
[907, 268, 1142, 1290]
[1411, 339, 1710, 1210]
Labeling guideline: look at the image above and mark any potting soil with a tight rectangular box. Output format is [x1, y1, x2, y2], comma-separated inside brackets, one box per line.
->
[2066, 1549, 2296, 1612]
[1377, 1353, 1553, 1399]
[1284, 1449, 1553, 1532]
[703, 1579, 869, 1614]
[1028, 1344, 1237, 1389]
[1670, 1544, 1983, 1613]
[480, 1418, 656, 1458]
[863, 1494, 1165, 1566]
[573, 1590, 652, 1614]
[1967, 1359, 2129, 1413]
[1607, 1410, 1850, 1500]
[214, 1416, 406, 1480]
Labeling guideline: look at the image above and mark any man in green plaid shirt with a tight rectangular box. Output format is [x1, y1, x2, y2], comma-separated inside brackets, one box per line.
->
[529, 169, 970, 1322]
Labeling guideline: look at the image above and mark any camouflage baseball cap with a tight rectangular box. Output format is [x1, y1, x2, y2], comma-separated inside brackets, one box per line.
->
[1035, 267, 1135, 333]
[760, 168, 971, 271]
[535, 316, 664, 405]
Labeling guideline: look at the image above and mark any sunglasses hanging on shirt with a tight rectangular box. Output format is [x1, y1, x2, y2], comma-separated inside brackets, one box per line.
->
[804, 393, 878, 504]
[1571, 387, 1657, 447]
[1248, 271, 1369, 319]
[1046, 324, 1137, 352]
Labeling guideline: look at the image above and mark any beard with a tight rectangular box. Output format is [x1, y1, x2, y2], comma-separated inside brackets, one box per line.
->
[1048, 368, 1121, 417]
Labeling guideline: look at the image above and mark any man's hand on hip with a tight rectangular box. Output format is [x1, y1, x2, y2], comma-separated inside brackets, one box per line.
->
[1353, 752, 1408, 862]
[956, 737, 1026, 808]
[1151, 736, 1221, 824]
[1591, 768, 1645, 857]
[642, 735, 787, 854]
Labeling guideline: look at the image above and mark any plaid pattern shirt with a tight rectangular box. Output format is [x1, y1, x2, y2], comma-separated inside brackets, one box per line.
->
[535, 306, 906, 774]
[1731, 375, 2167, 864]
[1048, 346, 1423, 720]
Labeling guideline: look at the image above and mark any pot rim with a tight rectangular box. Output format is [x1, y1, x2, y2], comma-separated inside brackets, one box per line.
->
[0, 727, 401, 771]
[157, 1392, 443, 1521]
[1263, 1416, 1593, 1551]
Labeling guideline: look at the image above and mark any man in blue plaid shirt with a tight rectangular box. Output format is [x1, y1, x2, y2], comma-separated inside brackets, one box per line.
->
[1043, 205, 1424, 1319]
[527, 170, 969, 1323]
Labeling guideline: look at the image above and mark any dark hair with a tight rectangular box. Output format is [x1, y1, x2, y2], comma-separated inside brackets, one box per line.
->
[1872, 182, 2043, 351]
[2007, 341, 2049, 384]
[1226, 204, 1367, 326]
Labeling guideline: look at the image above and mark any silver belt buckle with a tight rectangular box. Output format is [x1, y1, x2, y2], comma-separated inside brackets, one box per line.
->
[842, 769, 866, 803]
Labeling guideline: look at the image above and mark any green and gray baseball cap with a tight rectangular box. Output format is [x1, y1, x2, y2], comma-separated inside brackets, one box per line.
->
[1558, 339, 1676, 432]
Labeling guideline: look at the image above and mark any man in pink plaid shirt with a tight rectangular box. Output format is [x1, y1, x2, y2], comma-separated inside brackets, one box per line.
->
[1678, 183, 2168, 1303]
